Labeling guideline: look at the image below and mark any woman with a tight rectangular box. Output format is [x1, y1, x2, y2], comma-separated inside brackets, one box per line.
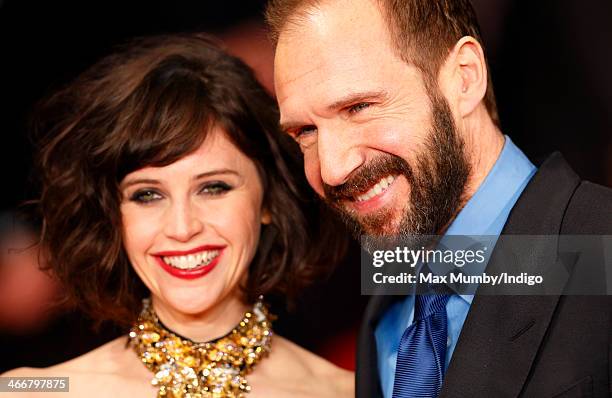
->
[3, 34, 353, 397]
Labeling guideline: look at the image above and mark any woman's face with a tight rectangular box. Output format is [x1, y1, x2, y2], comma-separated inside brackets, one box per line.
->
[120, 127, 268, 318]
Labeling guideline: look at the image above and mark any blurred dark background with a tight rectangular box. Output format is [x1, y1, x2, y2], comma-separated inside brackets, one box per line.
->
[0, 0, 611, 373]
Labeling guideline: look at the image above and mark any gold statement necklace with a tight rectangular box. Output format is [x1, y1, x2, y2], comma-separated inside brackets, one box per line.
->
[129, 298, 273, 398]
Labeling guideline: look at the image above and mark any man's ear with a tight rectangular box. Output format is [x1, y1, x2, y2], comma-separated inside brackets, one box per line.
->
[439, 36, 488, 118]
[261, 208, 272, 225]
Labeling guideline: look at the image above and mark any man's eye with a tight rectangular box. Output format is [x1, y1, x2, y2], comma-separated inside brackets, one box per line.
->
[199, 182, 232, 196]
[295, 125, 317, 138]
[348, 102, 371, 113]
[130, 190, 162, 203]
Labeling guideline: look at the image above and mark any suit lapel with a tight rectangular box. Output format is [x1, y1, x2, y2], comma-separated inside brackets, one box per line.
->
[439, 153, 581, 397]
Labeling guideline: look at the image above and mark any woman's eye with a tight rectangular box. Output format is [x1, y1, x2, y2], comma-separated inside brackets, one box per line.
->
[130, 190, 162, 203]
[348, 102, 371, 113]
[200, 182, 232, 196]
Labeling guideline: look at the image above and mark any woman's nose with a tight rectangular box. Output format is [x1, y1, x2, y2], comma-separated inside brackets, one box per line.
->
[163, 201, 204, 242]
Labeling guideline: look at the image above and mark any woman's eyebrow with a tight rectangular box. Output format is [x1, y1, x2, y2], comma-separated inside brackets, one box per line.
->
[193, 169, 239, 180]
[120, 178, 160, 190]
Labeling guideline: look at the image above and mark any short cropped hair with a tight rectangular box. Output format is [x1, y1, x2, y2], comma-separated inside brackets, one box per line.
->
[265, 0, 499, 126]
[33, 34, 345, 327]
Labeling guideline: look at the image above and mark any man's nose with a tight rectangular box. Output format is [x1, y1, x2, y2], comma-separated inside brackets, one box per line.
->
[163, 201, 204, 242]
[317, 128, 364, 187]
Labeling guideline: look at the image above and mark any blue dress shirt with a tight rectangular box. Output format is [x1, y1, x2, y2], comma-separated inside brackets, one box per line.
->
[375, 136, 536, 398]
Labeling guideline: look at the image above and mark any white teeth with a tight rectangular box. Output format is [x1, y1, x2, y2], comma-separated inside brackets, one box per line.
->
[356, 175, 396, 202]
[161, 250, 220, 270]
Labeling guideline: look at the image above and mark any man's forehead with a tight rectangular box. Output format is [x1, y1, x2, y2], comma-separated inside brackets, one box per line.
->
[274, 51, 370, 104]
[273, 54, 325, 98]
[275, 49, 393, 126]
[273, 0, 396, 105]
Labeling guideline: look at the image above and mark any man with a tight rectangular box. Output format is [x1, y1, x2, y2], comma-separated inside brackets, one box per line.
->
[266, 0, 611, 396]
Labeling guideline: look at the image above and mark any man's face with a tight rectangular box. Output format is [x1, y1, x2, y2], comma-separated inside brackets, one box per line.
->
[274, 0, 469, 238]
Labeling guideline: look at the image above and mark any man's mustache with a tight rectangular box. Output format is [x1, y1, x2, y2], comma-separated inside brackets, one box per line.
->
[323, 155, 412, 203]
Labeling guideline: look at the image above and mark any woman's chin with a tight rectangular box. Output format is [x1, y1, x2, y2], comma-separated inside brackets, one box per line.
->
[154, 291, 220, 318]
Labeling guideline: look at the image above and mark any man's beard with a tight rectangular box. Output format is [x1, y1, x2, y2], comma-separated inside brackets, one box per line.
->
[323, 89, 470, 243]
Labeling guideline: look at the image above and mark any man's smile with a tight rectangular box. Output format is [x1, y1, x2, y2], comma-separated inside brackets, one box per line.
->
[346, 174, 408, 217]
[355, 175, 396, 202]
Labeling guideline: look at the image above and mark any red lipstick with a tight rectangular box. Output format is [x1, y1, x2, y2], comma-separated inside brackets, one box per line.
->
[152, 245, 225, 280]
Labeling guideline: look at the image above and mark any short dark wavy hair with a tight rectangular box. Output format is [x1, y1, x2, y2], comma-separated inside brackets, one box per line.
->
[33, 34, 345, 327]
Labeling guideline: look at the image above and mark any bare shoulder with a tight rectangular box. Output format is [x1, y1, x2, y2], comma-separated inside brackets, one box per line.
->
[249, 335, 354, 397]
[1, 336, 152, 397]
[275, 336, 353, 380]
[21, 335, 134, 376]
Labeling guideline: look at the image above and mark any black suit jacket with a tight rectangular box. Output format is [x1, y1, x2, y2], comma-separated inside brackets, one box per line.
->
[356, 153, 612, 397]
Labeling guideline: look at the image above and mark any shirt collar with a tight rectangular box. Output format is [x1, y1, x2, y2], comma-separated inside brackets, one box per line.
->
[446, 135, 536, 236]
[444, 135, 536, 303]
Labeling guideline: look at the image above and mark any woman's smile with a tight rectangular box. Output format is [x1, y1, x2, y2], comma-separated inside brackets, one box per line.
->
[152, 245, 226, 280]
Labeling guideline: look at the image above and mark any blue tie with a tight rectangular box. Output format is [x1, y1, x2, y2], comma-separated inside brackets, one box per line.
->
[391, 293, 450, 398]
